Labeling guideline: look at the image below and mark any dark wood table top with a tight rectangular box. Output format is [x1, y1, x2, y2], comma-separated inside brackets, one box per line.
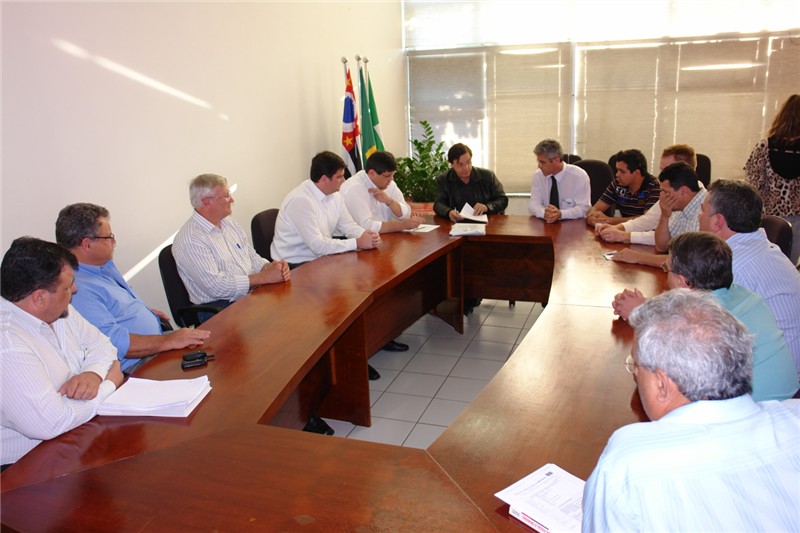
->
[2, 214, 667, 532]
[0, 425, 498, 533]
[0, 283, 373, 492]
[428, 304, 649, 532]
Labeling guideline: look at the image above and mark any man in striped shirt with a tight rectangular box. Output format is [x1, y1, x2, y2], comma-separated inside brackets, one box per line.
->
[699, 179, 800, 376]
[583, 290, 800, 532]
[173, 174, 290, 322]
[1, 237, 124, 468]
[586, 149, 660, 226]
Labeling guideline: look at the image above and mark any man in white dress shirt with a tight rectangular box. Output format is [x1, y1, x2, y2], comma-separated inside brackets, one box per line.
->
[528, 139, 591, 223]
[340, 151, 424, 234]
[1, 237, 124, 468]
[172, 173, 290, 322]
[272, 151, 390, 378]
[698, 179, 800, 374]
[271, 151, 380, 267]
[583, 289, 799, 532]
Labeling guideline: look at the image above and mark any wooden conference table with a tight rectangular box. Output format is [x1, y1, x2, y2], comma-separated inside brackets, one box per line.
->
[1, 216, 667, 532]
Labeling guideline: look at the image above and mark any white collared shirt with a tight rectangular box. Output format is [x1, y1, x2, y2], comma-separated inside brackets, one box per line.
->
[340, 170, 411, 232]
[172, 210, 269, 305]
[271, 180, 367, 264]
[529, 163, 591, 220]
[1, 300, 117, 464]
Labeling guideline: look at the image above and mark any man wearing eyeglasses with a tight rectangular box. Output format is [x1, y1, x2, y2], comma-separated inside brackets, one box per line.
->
[57, 203, 210, 374]
[611, 231, 798, 401]
[583, 289, 800, 532]
[173, 174, 290, 323]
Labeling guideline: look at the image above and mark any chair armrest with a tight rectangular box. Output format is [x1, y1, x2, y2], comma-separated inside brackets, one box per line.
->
[174, 304, 224, 328]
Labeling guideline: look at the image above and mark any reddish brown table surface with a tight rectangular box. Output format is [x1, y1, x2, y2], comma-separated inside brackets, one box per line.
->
[1, 215, 667, 532]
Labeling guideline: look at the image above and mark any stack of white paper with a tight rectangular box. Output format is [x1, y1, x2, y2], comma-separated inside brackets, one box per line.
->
[450, 223, 486, 236]
[459, 202, 489, 223]
[404, 224, 438, 233]
[99, 376, 212, 418]
[495, 463, 585, 533]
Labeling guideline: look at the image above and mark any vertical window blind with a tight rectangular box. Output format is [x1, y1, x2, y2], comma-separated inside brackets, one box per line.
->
[405, 1, 800, 193]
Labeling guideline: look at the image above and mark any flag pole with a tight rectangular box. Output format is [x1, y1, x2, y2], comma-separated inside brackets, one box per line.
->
[341, 56, 349, 83]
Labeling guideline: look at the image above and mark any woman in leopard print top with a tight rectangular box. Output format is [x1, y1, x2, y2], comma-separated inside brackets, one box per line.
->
[744, 94, 800, 265]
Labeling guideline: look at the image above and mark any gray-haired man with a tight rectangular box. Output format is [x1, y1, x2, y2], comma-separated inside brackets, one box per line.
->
[583, 289, 800, 532]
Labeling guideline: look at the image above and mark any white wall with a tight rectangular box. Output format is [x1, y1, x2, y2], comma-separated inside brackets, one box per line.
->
[2, 1, 406, 316]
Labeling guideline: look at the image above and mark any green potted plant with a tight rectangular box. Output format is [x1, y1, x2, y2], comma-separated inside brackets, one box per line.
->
[393, 120, 450, 215]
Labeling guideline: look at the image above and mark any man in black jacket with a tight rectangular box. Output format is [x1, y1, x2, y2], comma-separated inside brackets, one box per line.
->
[434, 143, 508, 221]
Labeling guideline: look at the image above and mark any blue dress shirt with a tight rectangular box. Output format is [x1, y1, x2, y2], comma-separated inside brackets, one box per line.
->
[71, 261, 162, 372]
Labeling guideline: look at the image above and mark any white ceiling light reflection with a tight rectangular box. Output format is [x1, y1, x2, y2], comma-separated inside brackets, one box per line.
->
[500, 48, 558, 55]
[52, 38, 220, 114]
[681, 63, 764, 71]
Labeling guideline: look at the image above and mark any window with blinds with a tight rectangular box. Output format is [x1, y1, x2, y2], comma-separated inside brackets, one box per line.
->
[404, 2, 800, 193]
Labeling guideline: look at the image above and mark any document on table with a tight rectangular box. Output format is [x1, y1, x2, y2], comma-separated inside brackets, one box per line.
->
[459, 202, 488, 223]
[99, 376, 212, 417]
[495, 463, 585, 533]
[405, 224, 438, 233]
[450, 223, 486, 236]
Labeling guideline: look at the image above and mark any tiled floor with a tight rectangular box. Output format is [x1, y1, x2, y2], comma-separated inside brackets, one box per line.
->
[324, 299, 545, 449]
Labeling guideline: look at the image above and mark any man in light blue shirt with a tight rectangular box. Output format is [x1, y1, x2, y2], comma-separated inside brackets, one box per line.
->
[56, 204, 209, 373]
[699, 179, 800, 375]
[612, 231, 798, 401]
[584, 290, 800, 532]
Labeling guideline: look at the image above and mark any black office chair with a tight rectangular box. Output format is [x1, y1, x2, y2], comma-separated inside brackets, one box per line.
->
[575, 159, 615, 216]
[696, 153, 711, 188]
[251, 208, 279, 261]
[158, 245, 222, 328]
[760, 215, 793, 259]
[562, 154, 582, 164]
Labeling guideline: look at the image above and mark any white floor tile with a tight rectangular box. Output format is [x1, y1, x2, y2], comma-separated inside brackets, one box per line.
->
[473, 325, 522, 344]
[418, 313, 441, 322]
[392, 333, 427, 353]
[404, 353, 459, 376]
[371, 392, 432, 422]
[483, 311, 529, 328]
[517, 328, 533, 344]
[370, 389, 383, 406]
[347, 417, 415, 446]
[369, 351, 414, 371]
[418, 336, 470, 357]
[431, 321, 479, 340]
[402, 319, 441, 337]
[491, 301, 535, 314]
[461, 340, 513, 361]
[323, 418, 355, 438]
[386, 371, 446, 397]
[402, 423, 447, 449]
[436, 376, 490, 402]
[419, 398, 470, 426]
[450, 358, 505, 380]
[524, 314, 541, 330]
[368, 368, 399, 391]
[465, 307, 491, 325]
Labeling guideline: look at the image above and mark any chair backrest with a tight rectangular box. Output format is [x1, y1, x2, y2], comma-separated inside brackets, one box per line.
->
[760, 215, 794, 259]
[158, 245, 193, 323]
[562, 154, 582, 164]
[575, 159, 616, 216]
[696, 153, 711, 188]
[251, 208, 279, 261]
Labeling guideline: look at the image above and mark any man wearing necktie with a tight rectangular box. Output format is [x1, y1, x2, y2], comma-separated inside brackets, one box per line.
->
[529, 139, 591, 223]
